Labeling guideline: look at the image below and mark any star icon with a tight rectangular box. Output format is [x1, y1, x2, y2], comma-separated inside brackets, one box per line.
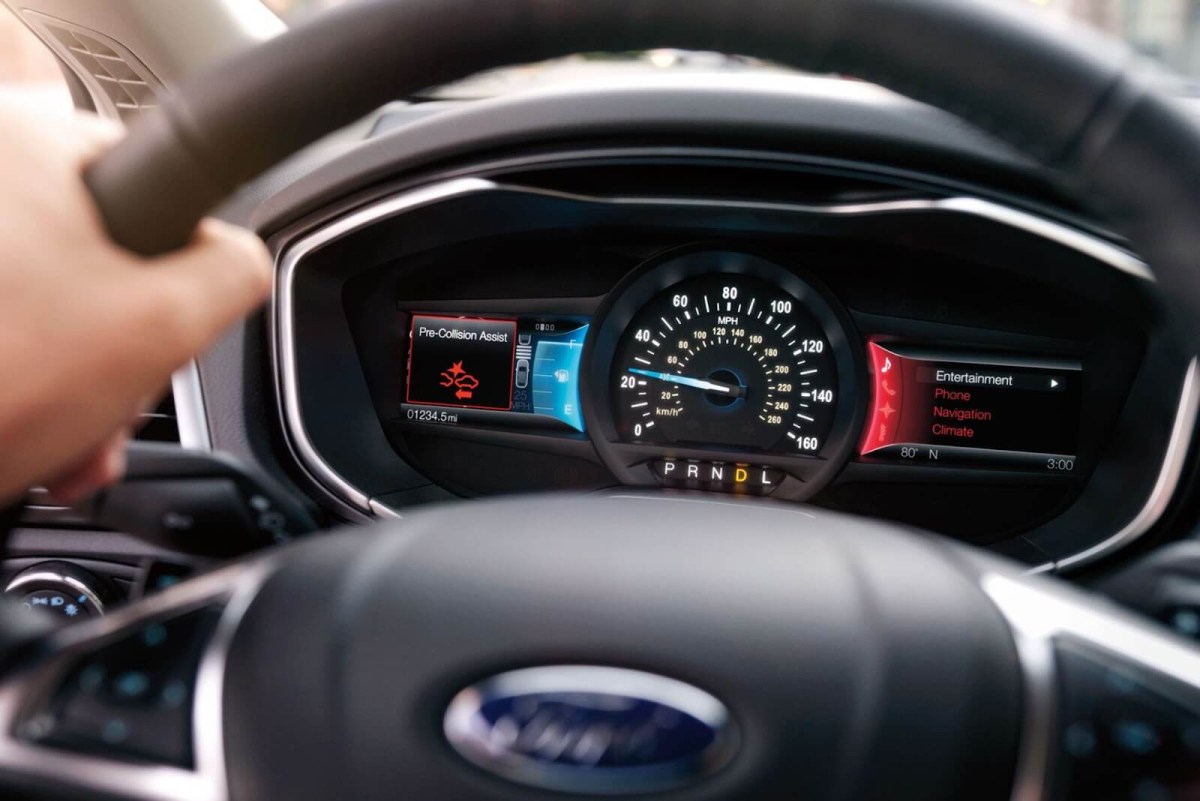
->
[880, 402, 896, 418]
[447, 361, 466, 377]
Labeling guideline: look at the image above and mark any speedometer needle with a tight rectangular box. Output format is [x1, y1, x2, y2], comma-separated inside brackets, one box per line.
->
[628, 368, 746, 397]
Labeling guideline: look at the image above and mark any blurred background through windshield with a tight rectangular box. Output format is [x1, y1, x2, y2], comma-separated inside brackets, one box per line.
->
[273, 0, 1200, 80]
[3, 0, 1200, 115]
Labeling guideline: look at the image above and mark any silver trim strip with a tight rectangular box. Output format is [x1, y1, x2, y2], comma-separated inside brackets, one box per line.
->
[274, 178, 496, 513]
[986, 572, 1200, 697]
[273, 177, 1177, 565]
[4, 570, 107, 617]
[935, 198, 1150, 281]
[188, 557, 274, 801]
[985, 575, 1058, 801]
[0, 558, 277, 801]
[578, 192, 1151, 282]
[367, 498, 403, 519]
[172, 361, 212, 451]
[1051, 357, 1200, 572]
[984, 571, 1200, 801]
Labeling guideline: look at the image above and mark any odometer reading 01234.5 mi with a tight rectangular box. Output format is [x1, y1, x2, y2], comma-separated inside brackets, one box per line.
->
[613, 273, 839, 455]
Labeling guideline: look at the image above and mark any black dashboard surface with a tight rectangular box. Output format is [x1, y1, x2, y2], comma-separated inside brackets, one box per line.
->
[272, 143, 1185, 573]
[185, 77, 1194, 576]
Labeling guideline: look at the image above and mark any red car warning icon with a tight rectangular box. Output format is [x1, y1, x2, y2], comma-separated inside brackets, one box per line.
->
[439, 361, 480, 400]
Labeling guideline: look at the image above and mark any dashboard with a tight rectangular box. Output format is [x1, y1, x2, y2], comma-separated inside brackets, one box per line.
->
[3, 67, 1199, 642]
[400, 247, 1085, 499]
[7, 75, 1195, 617]
[272, 124, 1193, 573]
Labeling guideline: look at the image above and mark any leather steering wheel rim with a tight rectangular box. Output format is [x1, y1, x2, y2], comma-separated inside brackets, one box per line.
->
[85, 0, 1200, 346]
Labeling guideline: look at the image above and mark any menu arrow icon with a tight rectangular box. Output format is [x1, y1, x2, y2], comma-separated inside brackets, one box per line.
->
[1050, 378, 1059, 389]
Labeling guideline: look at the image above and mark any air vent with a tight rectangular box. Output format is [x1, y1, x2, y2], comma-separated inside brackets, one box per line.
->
[22, 11, 163, 123]
[136, 394, 180, 444]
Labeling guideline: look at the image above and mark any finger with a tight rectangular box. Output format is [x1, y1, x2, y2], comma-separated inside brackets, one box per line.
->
[4, 108, 126, 170]
[130, 218, 272, 365]
[44, 429, 130, 505]
[69, 114, 126, 236]
[69, 112, 125, 165]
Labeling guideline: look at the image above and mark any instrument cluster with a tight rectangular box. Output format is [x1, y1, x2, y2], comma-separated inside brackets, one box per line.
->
[398, 246, 1086, 502]
[280, 157, 1177, 566]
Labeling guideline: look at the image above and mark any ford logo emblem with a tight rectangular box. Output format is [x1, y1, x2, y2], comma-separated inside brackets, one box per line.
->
[443, 665, 737, 794]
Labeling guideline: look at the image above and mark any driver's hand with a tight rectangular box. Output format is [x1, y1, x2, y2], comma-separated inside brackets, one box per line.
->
[0, 104, 272, 505]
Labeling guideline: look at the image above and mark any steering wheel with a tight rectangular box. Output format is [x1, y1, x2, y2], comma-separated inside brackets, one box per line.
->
[1, 1, 1199, 799]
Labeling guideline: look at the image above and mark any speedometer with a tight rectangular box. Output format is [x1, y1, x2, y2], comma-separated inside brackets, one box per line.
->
[613, 273, 837, 454]
[583, 249, 861, 500]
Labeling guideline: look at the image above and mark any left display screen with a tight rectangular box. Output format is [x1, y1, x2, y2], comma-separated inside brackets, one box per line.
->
[403, 314, 588, 431]
[407, 316, 517, 410]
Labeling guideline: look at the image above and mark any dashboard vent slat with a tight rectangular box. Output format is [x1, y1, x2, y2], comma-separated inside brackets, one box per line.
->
[22, 11, 163, 123]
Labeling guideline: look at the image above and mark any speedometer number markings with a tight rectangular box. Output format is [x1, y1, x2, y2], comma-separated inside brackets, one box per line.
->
[613, 274, 838, 455]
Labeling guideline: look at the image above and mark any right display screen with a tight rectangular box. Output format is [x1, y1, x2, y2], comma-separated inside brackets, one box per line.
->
[860, 343, 1081, 472]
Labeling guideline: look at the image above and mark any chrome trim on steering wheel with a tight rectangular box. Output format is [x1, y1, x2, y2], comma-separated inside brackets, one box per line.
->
[985, 575, 1059, 801]
[984, 572, 1200, 801]
[0, 558, 278, 801]
[986, 572, 1200, 711]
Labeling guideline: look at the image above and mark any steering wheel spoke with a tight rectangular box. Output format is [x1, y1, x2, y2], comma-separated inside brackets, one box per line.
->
[985, 574, 1200, 801]
[0, 559, 273, 801]
[0, 498, 1193, 801]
